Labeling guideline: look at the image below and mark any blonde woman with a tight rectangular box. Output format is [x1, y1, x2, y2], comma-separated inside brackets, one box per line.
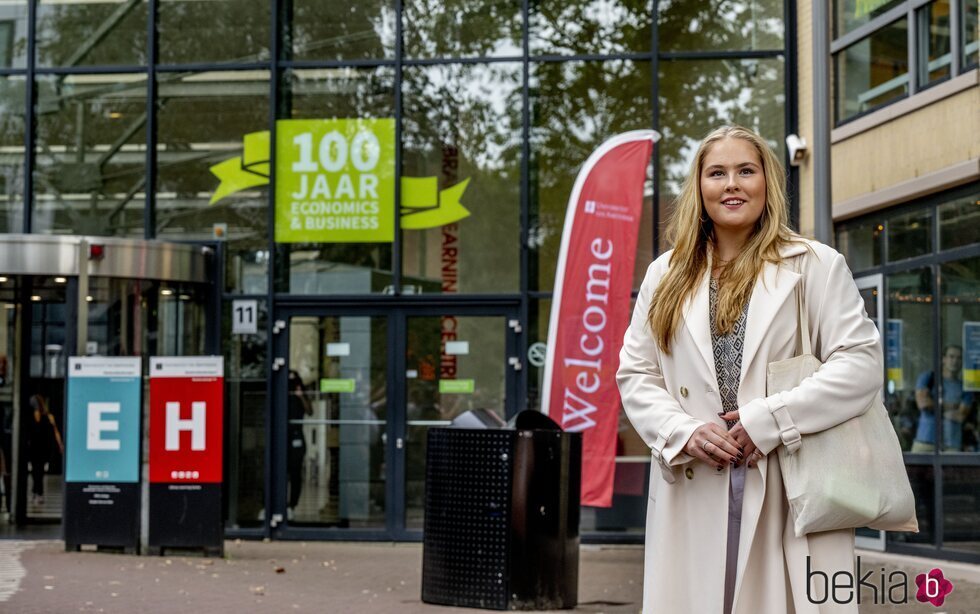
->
[617, 126, 882, 613]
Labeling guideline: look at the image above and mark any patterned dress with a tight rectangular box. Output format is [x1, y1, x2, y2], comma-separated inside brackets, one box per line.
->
[709, 277, 749, 614]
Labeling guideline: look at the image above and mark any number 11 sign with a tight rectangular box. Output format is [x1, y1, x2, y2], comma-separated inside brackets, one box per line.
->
[232, 299, 258, 335]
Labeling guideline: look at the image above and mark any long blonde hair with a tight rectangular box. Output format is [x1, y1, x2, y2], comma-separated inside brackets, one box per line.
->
[648, 125, 800, 353]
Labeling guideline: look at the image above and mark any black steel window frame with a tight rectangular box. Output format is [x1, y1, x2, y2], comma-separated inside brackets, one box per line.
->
[6, 0, 796, 541]
[845, 181, 980, 564]
[831, 0, 974, 126]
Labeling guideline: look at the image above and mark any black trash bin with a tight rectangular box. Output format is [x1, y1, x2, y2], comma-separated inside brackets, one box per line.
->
[421, 410, 581, 610]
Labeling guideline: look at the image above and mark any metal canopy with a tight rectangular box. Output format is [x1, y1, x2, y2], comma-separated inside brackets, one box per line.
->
[0, 234, 209, 282]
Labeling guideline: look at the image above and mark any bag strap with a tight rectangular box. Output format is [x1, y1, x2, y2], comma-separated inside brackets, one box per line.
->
[770, 253, 808, 455]
[795, 254, 811, 357]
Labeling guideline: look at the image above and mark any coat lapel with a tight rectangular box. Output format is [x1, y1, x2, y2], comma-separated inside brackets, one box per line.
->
[739, 242, 808, 386]
[682, 269, 717, 385]
[682, 242, 809, 389]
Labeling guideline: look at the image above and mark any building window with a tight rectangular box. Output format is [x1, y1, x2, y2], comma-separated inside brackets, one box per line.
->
[836, 0, 904, 37]
[963, 0, 980, 69]
[832, 1, 978, 124]
[835, 17, 909, 122]
[917, 0, 953, 87]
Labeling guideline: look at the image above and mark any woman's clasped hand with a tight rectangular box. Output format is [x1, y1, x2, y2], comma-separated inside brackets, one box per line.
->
[682, 413, 763, 470]
[684, 422, 741, 469]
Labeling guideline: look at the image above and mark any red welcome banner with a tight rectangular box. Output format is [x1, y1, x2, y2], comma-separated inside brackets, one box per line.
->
[542, 131, 658, 507]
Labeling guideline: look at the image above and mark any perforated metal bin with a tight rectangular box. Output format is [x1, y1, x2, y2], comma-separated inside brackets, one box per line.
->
[421, 411, 581, 610]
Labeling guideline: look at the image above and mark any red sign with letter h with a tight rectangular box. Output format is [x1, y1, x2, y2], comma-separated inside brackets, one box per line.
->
[149, 371, 223, 484]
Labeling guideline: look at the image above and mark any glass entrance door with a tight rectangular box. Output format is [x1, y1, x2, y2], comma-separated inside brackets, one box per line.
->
[403, 313, 512, 531]
[273, 308, 518, 538]
[278, 313, 389, 531]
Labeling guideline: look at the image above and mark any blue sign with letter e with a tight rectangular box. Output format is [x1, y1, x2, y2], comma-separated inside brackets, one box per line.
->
[65, 357, 142, 483]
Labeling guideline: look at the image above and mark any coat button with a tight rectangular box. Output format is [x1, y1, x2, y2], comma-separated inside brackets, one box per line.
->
[685, 467, 694, 480]
[680, 386, 689, 398]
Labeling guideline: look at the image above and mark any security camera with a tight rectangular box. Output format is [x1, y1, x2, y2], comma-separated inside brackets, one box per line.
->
[786, 134, 808, 167]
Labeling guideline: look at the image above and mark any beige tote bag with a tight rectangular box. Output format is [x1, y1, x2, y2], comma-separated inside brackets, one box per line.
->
[766, 256, 918, 537]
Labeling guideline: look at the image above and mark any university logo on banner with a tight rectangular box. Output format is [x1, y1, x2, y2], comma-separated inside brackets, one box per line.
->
[541, 130, 659, 508]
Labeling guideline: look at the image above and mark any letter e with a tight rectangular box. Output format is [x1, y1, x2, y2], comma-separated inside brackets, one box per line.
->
[590, 238, 613, 259]
[87, 402, 121, 451]
[832, 571, 854, 605]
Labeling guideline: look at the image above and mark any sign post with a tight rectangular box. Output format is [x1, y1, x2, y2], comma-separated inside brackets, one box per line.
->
[64, 357, 142, 552]
[147, 356, 224, 556]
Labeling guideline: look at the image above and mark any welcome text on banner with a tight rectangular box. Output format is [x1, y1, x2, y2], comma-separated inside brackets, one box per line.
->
[541, 130, 658, 508]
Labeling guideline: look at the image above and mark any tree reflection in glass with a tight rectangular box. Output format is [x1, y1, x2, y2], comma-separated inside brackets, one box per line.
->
[36, 0, 147, 67]
[658, 58, 785, 203]
[401, 63, 522, 294]
[403, 0, 521, 58]
[0, 2, 29, 69]
[658, 0, 783, 51]
[33, 74, 148, 236]
[286, 0, 396, 61]
[529, 0, 652, 56]
[529, 60, 653, 291]
[0, 77, 25, 232]
[158, 0, 270, 65]
[155, 71, 270, 289]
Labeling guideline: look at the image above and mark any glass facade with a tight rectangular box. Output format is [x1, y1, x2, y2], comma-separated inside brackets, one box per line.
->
[0, 1, 793, 541]
[836, 182, 980, 558]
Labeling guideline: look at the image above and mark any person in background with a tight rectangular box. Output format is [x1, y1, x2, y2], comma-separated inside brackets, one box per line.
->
[287, 370, 313, 518]
[27, 393, 63, 505]
[912, 345, 975, 452]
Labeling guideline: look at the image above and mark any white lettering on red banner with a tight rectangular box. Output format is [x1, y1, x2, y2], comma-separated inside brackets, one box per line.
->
[165, 401, 207, 451]
[542, 130, 659, 508]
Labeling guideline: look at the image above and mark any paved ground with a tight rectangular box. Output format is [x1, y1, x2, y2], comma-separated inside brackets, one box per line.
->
[0, 539, 976, 613]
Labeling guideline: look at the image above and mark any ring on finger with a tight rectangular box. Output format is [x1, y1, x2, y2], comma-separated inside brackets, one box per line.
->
[702, 440, 711, 452]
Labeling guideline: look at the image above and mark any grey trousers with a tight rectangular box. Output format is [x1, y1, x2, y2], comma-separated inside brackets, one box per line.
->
[723, 462, 747, 614]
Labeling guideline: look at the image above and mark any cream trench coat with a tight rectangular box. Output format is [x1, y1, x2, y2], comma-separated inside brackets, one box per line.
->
[617, 240, 883, 614]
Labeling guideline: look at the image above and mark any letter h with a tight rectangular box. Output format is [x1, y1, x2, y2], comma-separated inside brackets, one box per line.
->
[165, 401, 206, 451]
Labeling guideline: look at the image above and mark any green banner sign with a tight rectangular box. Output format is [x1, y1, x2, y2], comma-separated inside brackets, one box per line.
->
[276, 118, 396, 243]
[320, 378, 356, 393]
[209, 118, 473, 240]
[438, 379, 475, 394]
